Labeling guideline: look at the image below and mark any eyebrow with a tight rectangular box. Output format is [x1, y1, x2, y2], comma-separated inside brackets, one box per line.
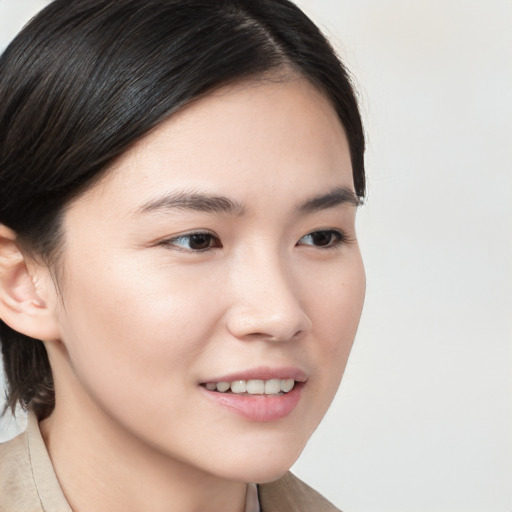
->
[135, 186, 360, 216]
[298, 186, 361, 212]
[136, 191, 246, 216]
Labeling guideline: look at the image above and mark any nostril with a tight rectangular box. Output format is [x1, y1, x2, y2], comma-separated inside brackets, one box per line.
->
[244, 328, 305, 343]
[225, 294, 312, 342]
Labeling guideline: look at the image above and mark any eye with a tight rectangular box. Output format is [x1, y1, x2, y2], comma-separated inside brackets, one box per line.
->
[297, 229, 346, 249]
[162, 232, 222, 252]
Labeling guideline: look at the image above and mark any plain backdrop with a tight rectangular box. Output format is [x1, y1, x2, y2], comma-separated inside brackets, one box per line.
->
[1, 1, 511, 511]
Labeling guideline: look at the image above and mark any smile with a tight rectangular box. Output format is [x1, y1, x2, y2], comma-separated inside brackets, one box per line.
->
[200, 380, 304, 422]
[202, 378, 296, 395]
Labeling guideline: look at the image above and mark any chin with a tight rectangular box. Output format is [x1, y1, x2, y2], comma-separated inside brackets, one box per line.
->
[225, 462, 295, 485]
[250, 467, 294, 485]
[211, 435, 308, 484]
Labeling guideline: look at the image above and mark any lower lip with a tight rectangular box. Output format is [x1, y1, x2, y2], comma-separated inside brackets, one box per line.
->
[200, 383, 303, 422]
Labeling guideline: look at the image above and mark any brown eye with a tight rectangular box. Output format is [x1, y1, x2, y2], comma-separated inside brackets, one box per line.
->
[298, 230, 344, 248]
[188, 234, 214, 250]
[164, 232, 221, 251]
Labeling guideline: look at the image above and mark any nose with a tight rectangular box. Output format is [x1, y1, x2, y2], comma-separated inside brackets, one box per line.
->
[225, 254, 312, 343]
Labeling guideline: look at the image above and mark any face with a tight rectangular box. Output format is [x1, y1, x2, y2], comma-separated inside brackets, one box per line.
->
[44, 76, 365, 483]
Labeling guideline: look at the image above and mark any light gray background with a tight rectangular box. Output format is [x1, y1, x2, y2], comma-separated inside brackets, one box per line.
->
[1, 1, 511, 511]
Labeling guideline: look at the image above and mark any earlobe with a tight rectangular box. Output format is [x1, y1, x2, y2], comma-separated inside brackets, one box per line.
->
[0, 225, 60, 341]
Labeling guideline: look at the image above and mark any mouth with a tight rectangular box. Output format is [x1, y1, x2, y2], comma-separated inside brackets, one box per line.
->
[199, 369, 306, 422]
[200, 378, 297, 396]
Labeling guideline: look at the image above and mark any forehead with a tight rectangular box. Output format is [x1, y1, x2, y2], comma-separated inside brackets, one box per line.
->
[67, 76, 353, 217]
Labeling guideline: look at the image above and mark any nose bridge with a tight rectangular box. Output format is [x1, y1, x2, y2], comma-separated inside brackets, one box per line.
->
[226, 246, 311, 342]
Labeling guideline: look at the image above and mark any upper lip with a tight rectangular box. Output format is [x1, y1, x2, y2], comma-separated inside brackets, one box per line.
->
[201, 366, 308, 384]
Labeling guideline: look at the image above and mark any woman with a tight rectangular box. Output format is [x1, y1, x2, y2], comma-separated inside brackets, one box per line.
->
[0, 0, 366, 510]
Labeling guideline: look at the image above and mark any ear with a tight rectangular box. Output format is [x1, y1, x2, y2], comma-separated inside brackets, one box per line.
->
[0, 225, 61, 341]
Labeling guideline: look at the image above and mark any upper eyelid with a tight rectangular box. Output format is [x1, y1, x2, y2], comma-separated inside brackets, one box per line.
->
[303, 230, 357, 252]
[159, 231, 221, 252]
[162, 229, 218, 241]
[298, 229, 346, 244]
[300, 228, 346, 237]
[173, 232, 214, 240]
[156, 228, 350, 248]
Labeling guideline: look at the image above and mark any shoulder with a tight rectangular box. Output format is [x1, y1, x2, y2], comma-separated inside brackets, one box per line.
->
[0, 430, 44, 512]
[259, 472, 342, 512]
[0, 430, 31, 485]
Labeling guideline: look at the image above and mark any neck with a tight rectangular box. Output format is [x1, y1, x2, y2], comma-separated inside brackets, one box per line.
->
[40, 393, 248, 512]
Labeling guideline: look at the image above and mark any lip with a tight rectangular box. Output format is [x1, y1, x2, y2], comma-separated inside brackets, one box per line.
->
[199, 366, 307, 422]
[200, 382, 304, 422]
[200, 366, 308, 384]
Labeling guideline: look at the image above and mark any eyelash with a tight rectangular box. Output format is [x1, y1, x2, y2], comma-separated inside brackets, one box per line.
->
[159, 229, 349, 253]
[161, 231, 221, 252]
[297, 229, 348, 249]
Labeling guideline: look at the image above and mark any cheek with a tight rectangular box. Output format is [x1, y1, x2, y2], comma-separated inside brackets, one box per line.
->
[55, 255, 223, 401]
[308, 254, 365, 389]
[312, 251, 365, 339]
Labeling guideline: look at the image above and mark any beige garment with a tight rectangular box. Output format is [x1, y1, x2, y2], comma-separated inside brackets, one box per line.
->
[0, 412, 70, 512]
[0, 411, 341, 512]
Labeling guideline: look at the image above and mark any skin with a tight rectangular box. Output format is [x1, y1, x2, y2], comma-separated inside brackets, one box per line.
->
[12, 76, 365, 512]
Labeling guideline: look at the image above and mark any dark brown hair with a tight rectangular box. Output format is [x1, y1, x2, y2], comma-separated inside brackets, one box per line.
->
[0, 0, 365, 420]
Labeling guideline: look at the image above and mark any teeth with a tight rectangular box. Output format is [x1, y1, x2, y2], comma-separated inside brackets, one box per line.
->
[281, 379, 295, 393]
[230, 380, 247, 393]
[265, 379, 281, 394]
[204, 378, 296, 395]
[216, 382, 230, 392]
[246, 380, 264, 394]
